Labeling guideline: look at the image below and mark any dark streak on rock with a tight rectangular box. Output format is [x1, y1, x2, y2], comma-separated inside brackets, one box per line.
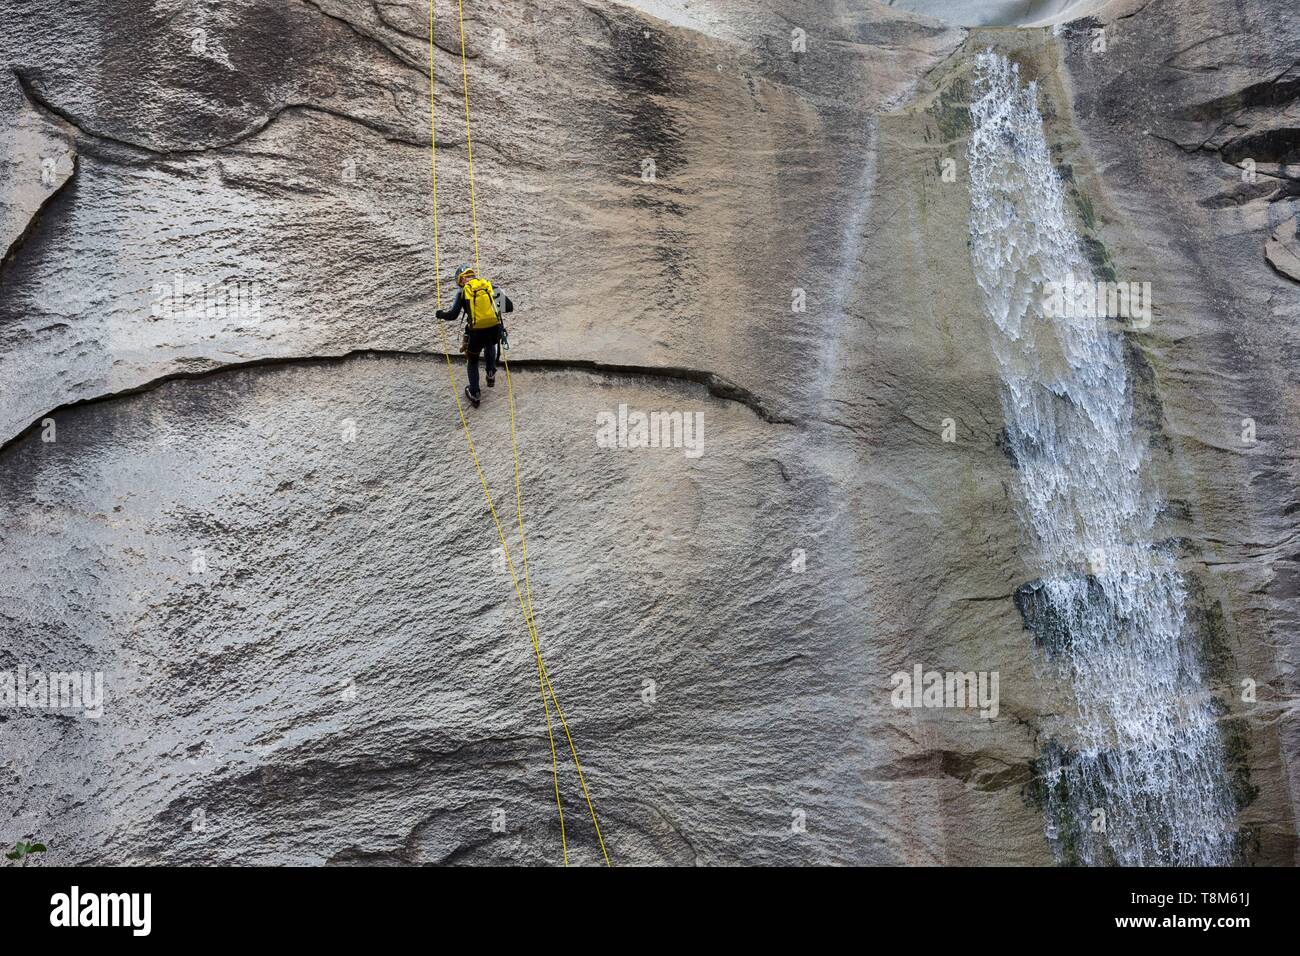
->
[299, 0, 427, 73]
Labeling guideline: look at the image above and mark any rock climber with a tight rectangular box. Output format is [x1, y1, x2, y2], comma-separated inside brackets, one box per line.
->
[437, 264, 514, 407]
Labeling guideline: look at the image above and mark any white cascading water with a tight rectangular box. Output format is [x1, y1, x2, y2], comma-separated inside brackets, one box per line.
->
[967, 52, 1238, 864]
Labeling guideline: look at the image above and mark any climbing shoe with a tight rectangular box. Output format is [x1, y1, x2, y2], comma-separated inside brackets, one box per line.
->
[464, 385, 481, 408]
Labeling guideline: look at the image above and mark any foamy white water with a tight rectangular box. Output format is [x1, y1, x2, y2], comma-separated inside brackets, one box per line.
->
[967, 52, 1237, 865]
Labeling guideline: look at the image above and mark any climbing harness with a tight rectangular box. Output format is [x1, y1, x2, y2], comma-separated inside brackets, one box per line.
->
[426, 0, 609, 866]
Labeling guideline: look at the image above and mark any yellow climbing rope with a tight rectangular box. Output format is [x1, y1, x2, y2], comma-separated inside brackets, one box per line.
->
[427, 0, 610, 867]
[456, 0, 482, 276]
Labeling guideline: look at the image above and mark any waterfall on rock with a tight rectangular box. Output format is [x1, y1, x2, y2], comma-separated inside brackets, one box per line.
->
[967, 51, 1238, 865]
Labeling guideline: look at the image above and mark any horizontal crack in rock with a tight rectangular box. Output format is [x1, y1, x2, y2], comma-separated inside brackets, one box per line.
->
[14, 68, 429, 157]
[0, 348, 797, 456]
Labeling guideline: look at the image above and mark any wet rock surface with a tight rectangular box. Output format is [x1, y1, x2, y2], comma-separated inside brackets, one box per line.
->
[1056, 0, 1300, 861]
[1, 0, 1297, 865]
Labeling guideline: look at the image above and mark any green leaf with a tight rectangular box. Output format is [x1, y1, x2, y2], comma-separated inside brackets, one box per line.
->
[5, 840, 46, 860]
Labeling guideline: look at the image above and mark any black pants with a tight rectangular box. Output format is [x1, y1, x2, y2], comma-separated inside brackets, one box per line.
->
[466, 325, 501, 397]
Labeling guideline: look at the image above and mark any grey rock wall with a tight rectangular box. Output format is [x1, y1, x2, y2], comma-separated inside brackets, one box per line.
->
[1, 0, 1296, 865]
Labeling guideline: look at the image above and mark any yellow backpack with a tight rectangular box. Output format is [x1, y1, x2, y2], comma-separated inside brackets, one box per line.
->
[463, 277, 500, 330]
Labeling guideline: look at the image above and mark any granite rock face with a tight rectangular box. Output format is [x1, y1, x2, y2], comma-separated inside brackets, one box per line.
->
[0, 0, 1296, 865]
